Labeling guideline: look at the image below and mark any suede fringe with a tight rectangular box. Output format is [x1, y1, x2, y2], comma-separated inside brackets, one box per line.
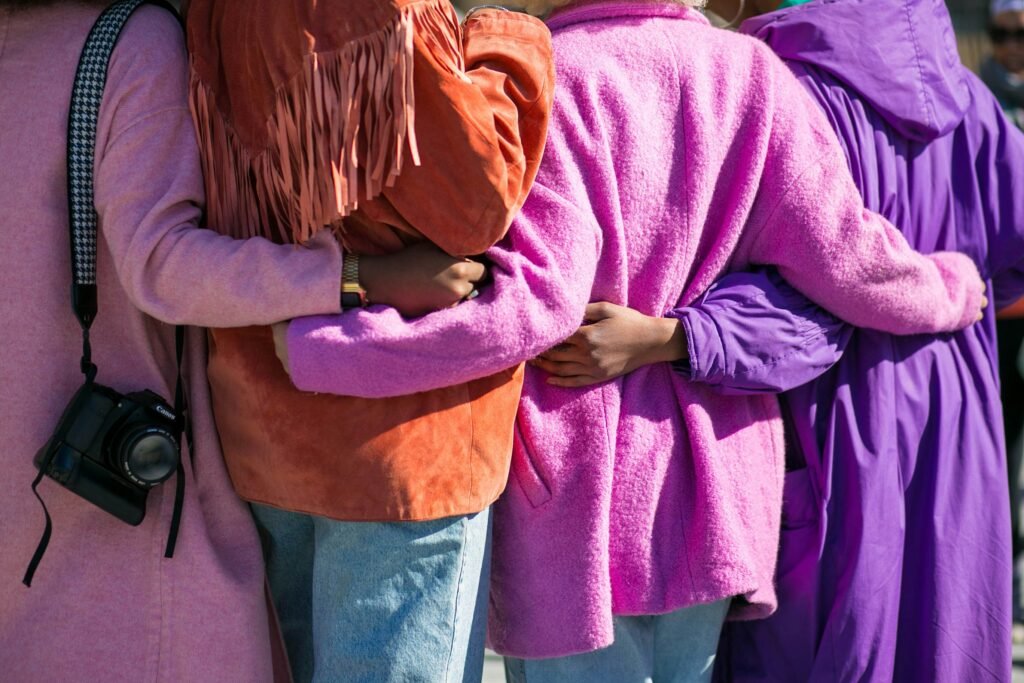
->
[189, 2, 461, 244]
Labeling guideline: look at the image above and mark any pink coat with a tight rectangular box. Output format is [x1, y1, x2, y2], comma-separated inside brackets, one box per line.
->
[284, 2, 983, 658]
[0, 6, 342, 680]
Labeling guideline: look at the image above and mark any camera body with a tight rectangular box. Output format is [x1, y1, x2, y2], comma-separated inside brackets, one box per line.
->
[34, 382, 180, 526]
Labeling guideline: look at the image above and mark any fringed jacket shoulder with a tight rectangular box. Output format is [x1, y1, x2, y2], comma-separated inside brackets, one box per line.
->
[185, 0, 555, 522]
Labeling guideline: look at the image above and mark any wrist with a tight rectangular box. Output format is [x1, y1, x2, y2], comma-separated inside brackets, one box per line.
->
[642, 317, 689, 365]
[341, 253, 368, 309]
[464, 4, 511, 20]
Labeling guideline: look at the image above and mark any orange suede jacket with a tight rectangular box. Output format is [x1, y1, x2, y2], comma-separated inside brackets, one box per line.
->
[186, 0, 554, 521]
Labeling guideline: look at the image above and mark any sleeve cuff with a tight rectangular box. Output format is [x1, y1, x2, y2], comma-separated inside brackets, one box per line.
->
[666, 308, 724, 384]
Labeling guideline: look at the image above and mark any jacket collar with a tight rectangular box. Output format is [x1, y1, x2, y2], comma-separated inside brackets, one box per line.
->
[546, 1, 709, 32]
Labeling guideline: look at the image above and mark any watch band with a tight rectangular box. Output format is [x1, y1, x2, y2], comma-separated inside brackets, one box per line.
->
[341, 253, 367, 309]
[464, 5, 511, 20]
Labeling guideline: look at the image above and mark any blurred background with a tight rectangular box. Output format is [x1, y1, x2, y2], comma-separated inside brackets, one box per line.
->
[949, 0, 1004, 70]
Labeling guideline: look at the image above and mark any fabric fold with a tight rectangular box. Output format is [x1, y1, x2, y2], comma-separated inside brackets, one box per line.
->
[189, 2, 463, 244]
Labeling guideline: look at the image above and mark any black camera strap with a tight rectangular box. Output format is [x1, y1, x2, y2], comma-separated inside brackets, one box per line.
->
[25, 0, 187, 587]
[164, 324, 191, 559]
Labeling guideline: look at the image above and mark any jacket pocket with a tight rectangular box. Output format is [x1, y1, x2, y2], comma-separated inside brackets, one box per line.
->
[512, 420, 552, 508]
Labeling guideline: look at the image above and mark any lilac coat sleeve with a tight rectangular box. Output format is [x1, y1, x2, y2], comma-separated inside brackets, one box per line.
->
[670, 269, 851, 395]
[286, 176, 601, 398]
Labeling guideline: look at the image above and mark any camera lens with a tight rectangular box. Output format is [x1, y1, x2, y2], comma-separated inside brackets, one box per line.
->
[116, 427, 179, 487]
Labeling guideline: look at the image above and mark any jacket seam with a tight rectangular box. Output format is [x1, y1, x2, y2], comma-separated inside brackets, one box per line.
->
[680, 313, 700, 378]
[674, 51, 697, 591]
[746, 59, 834, 259]
[239, 493, 500, 523]
[720, 291, 837, 381]
[747, 148, 832, 262]
[902, 0, 938, 134]
[735, 335, 828, 384]
[458, 61, 550, 245]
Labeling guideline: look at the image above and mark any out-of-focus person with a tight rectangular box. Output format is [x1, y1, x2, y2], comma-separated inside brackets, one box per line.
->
[983, 0, 1024, 130]
[985, 0, 1024, 634]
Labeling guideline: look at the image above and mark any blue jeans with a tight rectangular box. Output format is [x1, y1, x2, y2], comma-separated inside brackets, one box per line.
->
[251, 504, 492, 683]
[504, 599, 730, 683]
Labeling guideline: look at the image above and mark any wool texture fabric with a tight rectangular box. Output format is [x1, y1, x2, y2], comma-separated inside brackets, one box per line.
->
[0, 5, 345, 681]
[682, 0, 1024, 680]
[186, 0, 554, 522]
[284, 1, 984, 658]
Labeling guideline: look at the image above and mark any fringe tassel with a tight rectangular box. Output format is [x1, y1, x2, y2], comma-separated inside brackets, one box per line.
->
[189, 2, 460, 244]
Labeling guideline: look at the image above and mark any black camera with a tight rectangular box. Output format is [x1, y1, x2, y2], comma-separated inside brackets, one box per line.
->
[34, 382, 180, 526]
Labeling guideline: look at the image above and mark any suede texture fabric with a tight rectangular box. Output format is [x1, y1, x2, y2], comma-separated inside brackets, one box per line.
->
[187, 1, 553, 522]
[210, 325, 524, 521]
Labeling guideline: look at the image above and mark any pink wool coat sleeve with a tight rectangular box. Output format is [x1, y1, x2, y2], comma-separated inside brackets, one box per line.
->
[732, 54, 985, 333]
[92, 33, 343, 327]
[286, 176, 600, 397]
[284, 35, 982, 400]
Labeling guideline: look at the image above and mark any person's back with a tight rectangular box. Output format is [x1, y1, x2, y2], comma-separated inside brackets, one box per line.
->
[445, 1, 985, 658]
[184, 2, 555, 680]
[710, 0, 1024, 679]
[185, 0, 552, 525]
[0, 3, 342, 678]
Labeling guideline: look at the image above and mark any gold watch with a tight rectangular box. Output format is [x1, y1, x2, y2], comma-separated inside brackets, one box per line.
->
[341, 253, 367, 309]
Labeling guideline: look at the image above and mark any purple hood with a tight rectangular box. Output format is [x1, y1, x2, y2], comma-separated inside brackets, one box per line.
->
[741, 0, 970, 141]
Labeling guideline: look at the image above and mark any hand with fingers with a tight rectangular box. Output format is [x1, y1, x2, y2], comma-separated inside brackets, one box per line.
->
[360, 241, 489, 318]
[271, 241, 488, 376]
[532, 302, 689, 388]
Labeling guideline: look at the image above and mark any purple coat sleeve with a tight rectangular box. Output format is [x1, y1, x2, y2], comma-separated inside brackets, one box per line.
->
[670, 269, 851, 395]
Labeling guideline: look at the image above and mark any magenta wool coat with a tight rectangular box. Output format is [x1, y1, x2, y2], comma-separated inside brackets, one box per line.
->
[283, 1, 984, 658]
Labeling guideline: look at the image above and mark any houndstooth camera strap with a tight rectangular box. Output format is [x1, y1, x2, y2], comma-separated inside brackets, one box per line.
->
[67, 0, 148, 299]
[23, 0, 189, 589]
[66, 0, 192, 562]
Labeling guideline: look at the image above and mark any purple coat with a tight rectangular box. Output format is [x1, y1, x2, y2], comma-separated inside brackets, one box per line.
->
[676, 0, 1024, 680]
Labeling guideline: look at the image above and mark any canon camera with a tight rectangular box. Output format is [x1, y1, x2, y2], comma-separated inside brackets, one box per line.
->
[34, 382, 180, 526]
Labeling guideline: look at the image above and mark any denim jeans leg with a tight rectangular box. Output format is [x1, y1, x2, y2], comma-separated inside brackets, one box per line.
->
[504, 599, 729, 683]
[652, 598, 730, 683]
[309, 508, 492, 683]
[449, 507, 493, 682]
[251, 503, 316, 683]
[504, 615, 654, 683]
